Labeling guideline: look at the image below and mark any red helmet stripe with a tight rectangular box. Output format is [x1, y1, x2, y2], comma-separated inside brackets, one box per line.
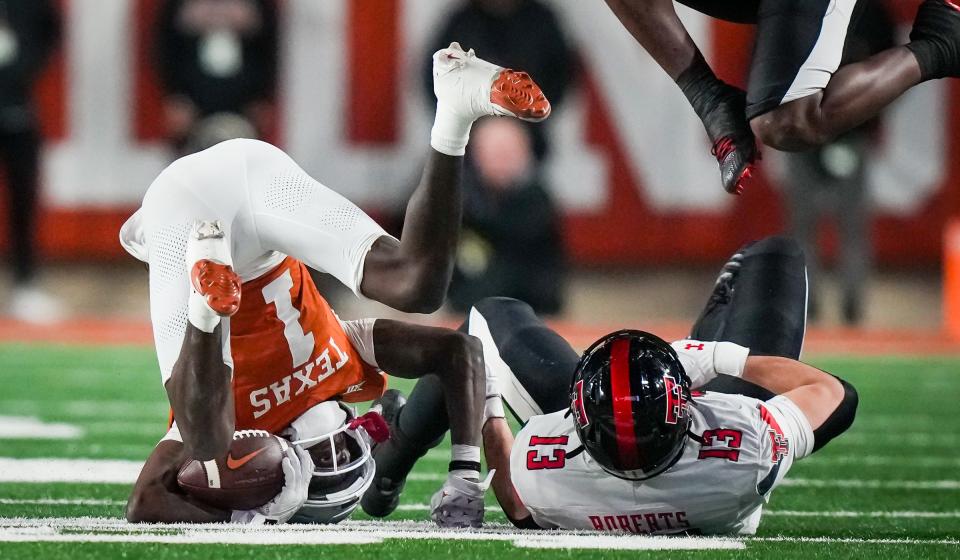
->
[610, 338, 640, 467]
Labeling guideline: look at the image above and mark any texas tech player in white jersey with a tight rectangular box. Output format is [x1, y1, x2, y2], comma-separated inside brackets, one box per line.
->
[509, 341, 813, 535]
[362, 238, 856, 534]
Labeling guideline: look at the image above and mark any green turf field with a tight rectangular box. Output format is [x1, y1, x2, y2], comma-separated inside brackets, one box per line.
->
[0, 343, 958, 559]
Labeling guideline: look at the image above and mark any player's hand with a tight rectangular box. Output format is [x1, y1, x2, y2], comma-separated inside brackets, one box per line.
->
[430, 470, 494, 528]
[233, 443, 314, 524]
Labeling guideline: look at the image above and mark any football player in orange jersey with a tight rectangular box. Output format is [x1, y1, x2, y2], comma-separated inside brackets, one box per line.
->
[122, 43, 551, 527]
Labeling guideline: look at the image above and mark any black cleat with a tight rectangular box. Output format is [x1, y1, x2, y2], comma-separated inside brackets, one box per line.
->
[909, 0, 960, 80]
[371, 388, 406, 425]
[362, 389, 408, 518]
[702, 88, 759, 195]
[690, 250, 744, 337]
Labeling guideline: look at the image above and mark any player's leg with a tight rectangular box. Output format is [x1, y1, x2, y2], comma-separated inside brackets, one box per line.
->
[250, 45, 550, 313]
[691, 236, 808, 360]
[363, 297, 578, 517]
[139, 186, 241, 461]
[604, 0, 759, 194]
[749, 0, 958, 151]
[689, 236, 807, 399]
[126, 438, 231, 523]
[689, 236, 859, 451]
[0, 127, 40, 285]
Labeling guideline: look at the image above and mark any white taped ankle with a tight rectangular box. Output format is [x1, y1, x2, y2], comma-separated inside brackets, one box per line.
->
[188, 290, 220, 333]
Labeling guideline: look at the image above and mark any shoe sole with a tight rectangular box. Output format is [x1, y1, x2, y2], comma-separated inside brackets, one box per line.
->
[490, 69, 551, 122]
[191, 260, 241, 317]
[730, 164, 754, 196]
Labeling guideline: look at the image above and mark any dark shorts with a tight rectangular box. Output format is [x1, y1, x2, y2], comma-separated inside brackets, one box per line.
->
[676, 0, 865, 119]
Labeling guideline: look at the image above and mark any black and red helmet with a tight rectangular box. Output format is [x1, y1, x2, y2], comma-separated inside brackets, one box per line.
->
[570, 330, 692, 481]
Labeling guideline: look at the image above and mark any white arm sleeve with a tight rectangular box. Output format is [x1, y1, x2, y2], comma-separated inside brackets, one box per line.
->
[670, 340, 750, 389]
[338, 318, 379, 367]
[244, 142, 396, 296]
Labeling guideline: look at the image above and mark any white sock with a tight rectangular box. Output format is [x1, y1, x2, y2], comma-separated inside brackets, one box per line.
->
[188, 289, 221, 333]
[430, 104, 475, 157]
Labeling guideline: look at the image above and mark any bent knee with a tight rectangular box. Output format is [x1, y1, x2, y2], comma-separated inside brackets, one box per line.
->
[745, 236, 804, 259]
[811, 377, 858, 452]
[750, 103, 831, 151]
[472, 296, 531, 317]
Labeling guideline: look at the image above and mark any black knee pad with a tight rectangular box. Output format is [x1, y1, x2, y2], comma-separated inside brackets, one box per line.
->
[472, 296, 534, 319]
[811, 377, 858, 452]
[742, 235, 804, 260]
[693, 235, 808, 359]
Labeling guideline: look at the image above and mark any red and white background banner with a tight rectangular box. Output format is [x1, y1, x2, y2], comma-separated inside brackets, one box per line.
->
[9, 0, 960, 264]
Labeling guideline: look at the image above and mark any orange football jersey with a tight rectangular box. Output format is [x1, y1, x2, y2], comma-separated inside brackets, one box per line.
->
[228, 256, 385, 433]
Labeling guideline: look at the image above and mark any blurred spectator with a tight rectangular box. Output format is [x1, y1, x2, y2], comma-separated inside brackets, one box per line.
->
[0, 0, 62, 323]
[448, 117, 566, 314]
[781, 2, 896, 325]
[424, 0, 573, 160]
[155, 0, 278, 153]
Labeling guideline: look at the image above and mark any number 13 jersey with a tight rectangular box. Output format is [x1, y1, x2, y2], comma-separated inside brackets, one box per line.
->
[509, 391, 813, 535]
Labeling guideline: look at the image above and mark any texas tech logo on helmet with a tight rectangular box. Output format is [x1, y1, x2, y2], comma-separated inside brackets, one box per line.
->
[663, 374, 688, 425]
[572, 379, 590, 427]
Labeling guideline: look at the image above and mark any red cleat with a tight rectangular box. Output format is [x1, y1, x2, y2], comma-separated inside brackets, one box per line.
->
[490, 69, 551, 123]
[190, 259, 241, 317]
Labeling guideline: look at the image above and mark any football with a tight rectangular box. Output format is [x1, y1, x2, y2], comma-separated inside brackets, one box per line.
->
[177, 430, 287, 511]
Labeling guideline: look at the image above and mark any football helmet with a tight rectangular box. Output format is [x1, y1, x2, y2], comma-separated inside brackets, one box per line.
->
[570, 330, 692, 481]
[284, 401, 389, 524]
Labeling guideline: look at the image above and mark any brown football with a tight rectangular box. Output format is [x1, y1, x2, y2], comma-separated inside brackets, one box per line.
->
[177, 430, 287, 511]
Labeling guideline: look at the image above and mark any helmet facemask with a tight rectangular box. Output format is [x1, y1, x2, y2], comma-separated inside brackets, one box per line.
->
[284, 402, 382, 524]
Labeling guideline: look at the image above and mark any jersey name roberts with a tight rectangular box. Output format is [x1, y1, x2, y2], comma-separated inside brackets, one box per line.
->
[510, 391, 802, 535]
[230, 256, 384, 433]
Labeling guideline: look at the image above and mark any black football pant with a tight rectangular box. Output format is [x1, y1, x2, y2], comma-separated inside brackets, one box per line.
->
[674, 0, 868, 119]
[0, 126, 41, 284]
[372, 236, 810, 481]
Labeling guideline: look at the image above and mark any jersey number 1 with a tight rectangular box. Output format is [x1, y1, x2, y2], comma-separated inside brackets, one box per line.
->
[261, 269, 316, 368]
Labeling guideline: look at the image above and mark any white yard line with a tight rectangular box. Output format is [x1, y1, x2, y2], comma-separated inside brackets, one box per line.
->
[2, 458, 959, 491]
[810, 455, 960, 468]
[0, 499, 125, 506]
[837, 432, 960, 446]
[0, 518, 743, 550]
[0, 518, 957, 548]
[0, 416, 83, 439]
[0, 458, 143, 483]
[4, 501, 958, 522]
[751, 536, 960, 546]
[0, 400, 167, 418]
[781, 478, 960, 490]
[764, 510, 960, 519]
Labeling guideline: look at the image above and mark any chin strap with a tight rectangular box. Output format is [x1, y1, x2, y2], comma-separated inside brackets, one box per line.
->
[349, 411, 390, 444]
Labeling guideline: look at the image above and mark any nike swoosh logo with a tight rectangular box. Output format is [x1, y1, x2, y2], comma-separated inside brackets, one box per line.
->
[226, 447, 266, 470]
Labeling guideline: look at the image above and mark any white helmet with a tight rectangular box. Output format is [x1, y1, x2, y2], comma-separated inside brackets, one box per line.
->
[284, 401, 389, 524]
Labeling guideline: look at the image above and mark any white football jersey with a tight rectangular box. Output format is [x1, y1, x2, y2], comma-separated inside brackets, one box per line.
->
[119, 139, 393, 382]
[509, 391, 812, 535]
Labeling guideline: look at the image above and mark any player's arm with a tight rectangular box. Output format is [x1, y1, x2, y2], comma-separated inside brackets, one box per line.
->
[741, 356, 851, 432]
[675, 340, 858, 452]
[360, 151, 462, 313]
[372, 319, 484, 451]
[481, 417, 541, 528]
[126, 440, 231, 523]
[165, 324, 235, 461]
